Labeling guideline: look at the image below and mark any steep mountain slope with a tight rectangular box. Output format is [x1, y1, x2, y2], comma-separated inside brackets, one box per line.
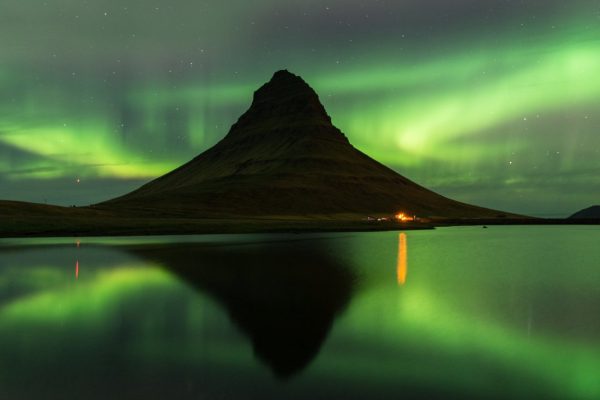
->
[101, 70, 509, 218]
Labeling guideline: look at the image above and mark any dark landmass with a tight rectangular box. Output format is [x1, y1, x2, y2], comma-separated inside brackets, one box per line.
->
[569, 205, 600, 219]
[0, 199, 430, 237]
[0, 198, 594, 238]
[1, 70, 595, 238]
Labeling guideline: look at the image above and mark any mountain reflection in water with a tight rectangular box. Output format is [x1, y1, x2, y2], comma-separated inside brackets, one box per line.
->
[127, 239, 355, 379]
[3, 228, 600, 400]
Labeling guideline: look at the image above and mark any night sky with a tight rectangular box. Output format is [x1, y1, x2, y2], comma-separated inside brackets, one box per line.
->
[0, 0, 598, 216]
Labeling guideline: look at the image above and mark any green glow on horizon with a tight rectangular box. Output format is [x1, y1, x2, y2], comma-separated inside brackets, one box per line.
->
[2, 127, 167, 179]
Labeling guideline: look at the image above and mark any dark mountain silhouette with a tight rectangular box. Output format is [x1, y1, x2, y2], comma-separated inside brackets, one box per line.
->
[100, 70, 509, 218]
[127, 240, 354, 379]
[569, 205, 600, 219]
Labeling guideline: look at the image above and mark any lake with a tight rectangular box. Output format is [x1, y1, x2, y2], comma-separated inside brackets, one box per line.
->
[0, 226, 599, 399]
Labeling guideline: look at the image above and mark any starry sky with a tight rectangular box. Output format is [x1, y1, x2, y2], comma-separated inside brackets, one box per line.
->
[0, 0, 598, 217]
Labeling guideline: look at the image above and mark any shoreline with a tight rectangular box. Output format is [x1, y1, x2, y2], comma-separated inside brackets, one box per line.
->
[0, 216, 598, 239]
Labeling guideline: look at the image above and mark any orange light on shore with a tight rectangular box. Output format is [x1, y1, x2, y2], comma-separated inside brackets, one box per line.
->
[397, 233, 407, 285]
[395, 212, 414, 222]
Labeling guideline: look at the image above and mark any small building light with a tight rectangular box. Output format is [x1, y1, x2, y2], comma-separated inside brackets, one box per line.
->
[395, 212, 414, 222]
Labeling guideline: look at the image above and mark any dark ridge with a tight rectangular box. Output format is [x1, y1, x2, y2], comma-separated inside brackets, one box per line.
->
[569, 205, 600, 219]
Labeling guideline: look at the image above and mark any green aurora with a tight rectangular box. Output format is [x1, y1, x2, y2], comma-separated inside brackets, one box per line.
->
[0, 1, 598, 216]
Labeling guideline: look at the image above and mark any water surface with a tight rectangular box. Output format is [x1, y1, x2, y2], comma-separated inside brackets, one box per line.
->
[0, 226, 599, 399]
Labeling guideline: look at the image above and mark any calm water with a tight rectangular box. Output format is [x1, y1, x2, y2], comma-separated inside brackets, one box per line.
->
[0, 226, 599, 399]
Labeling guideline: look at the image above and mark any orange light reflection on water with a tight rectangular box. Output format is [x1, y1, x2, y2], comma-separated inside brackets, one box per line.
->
[75, 239, 80, 280]
[397, 233, 407, 285]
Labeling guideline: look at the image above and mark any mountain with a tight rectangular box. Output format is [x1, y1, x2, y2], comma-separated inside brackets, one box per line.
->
[100, 70, 509, 219]
[569, 206, 600, 219]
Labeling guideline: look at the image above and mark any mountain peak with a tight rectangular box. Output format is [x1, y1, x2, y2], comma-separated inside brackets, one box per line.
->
[231, 70, 332, 132]
[270, 69, 304, 83]
[262, 69, 313, 94]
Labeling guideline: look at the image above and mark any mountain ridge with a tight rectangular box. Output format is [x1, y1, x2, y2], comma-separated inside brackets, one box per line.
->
[99, 70, 513, 218]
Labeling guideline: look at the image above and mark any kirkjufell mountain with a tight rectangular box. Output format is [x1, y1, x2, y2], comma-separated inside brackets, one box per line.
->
[100, 70, 507, 218]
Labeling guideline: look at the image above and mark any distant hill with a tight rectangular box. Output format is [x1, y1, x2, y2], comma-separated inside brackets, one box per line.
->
[569, 206, 600, 219]
[100, 70, 511, 219]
